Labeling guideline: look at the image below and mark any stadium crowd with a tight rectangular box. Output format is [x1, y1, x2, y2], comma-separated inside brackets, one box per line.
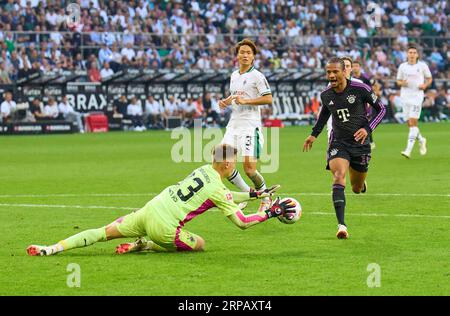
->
[0, 0, 449, 130]
[0, 89, 227, 131]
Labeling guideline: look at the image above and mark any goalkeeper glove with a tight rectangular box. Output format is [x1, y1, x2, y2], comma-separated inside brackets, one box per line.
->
[264, 197, 296, 219]
[249, 184, 281, 199]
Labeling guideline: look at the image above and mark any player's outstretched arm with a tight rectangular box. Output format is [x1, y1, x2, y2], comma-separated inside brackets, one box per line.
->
[227, 197, 296, 230]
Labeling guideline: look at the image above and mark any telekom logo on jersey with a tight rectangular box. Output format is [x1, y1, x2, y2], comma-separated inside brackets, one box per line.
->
[170, 120, 280, 173]
[337, 108, 350, 122]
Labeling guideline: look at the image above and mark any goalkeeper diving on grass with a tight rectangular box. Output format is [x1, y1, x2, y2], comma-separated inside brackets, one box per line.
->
[27, 144, 294, 256]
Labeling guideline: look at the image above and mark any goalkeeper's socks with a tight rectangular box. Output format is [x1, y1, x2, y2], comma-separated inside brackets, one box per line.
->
[227, 169, 251, 192]
[58, 227, 107, 251]
[332, 184, 346, 226]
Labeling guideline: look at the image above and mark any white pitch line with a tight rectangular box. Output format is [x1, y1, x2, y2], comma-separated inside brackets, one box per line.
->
[0, 203, 136, 211]
[0, 192, 448, 198]
[0, 203, 449, 220]
[308, 211, 450, 219]
[0, 193, 157, 198]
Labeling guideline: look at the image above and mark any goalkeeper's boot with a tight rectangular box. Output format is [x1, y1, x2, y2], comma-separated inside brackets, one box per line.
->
[116, 237, 151, 254]
[336, 224, 349, 239]
[27, 245, 58, 256]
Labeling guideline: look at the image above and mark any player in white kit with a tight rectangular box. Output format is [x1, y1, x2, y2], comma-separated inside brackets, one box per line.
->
[219, 39, 273, 211]
[396, 44, 432, 159]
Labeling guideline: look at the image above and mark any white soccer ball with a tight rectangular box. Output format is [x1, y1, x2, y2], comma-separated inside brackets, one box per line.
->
[277, 197, 302, 224]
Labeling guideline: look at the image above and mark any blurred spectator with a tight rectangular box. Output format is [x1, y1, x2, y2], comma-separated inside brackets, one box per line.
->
[422, 90, 439, 122]
[0, 62, 11, 83]
[207, 94, 221, 127]
[88, 62, 101, 82]
[0, 91, 16, 123]
[127, 96, 145, 131]
[434, 88, 449, 119]
[30, 97, 49, 121]
[43, 97, 61, 120]
[98, 43, 113, 65]
[144, 95, 164, 129]
[181, 97, 198, 127]
[100, 61, 114, 79]
[113, 95, 128, 117]
[194, 96, 204, 118]
[164, 95, 181, 117]
[120, 42, 136, 63]
[58, 95, 85, 133]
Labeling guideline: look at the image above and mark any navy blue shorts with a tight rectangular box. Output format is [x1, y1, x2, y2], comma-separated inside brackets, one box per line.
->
[326, 140, 371, 173]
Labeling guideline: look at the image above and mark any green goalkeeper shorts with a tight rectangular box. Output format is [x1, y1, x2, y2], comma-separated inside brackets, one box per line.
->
[115, 205, 200, 251]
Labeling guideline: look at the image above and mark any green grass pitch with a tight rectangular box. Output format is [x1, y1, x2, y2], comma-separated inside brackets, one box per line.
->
[0, 123, 449, 295]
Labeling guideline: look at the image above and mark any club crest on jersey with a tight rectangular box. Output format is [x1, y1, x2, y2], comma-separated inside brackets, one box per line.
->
[347, 95, 356, 104]
[243, 80, 247, 86]
[226, 193, 233, 201]
[371, 93, 377, 103]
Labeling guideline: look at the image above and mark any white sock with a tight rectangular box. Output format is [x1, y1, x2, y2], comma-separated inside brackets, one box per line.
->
[227, 170, 251, 192]
[416, 129, 425, 144]
[406, 127, 418, 153]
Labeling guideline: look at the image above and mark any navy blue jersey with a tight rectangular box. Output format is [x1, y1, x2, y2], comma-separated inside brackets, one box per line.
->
[352, 73, 372, 87]
[311, 79, 386, 145]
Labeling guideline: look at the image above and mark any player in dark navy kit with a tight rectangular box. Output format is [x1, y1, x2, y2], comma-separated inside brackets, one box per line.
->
[303, 57, 386, 239]
[351, 60, 372, 86]
[352, 59, 377, 149]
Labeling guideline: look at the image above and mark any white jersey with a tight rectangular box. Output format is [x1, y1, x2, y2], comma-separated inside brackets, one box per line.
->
[227, 66, 271, 130]
[58, 102, 75, 115]
[396, 61, 432, 102]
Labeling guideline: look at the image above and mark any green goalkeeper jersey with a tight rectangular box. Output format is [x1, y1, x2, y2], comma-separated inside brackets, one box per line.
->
[146, 164, 241, 229]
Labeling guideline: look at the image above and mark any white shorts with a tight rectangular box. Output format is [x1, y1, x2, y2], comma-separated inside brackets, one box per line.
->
[221, 127, 264, 158]
[402, 101, 423, 120]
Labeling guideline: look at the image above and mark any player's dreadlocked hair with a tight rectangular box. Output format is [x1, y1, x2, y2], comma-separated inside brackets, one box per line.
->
[212, 144, 238, 163]
[327, 57, 345, 70]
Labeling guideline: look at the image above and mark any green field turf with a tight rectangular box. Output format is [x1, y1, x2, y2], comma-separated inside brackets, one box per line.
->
[0, 122, 449, 296]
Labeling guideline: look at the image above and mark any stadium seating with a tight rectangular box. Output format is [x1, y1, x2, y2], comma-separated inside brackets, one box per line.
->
[0, 0, 448, 127]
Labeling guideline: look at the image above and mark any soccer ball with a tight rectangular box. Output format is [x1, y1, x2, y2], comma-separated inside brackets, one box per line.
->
[277, 197, 302, 224]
